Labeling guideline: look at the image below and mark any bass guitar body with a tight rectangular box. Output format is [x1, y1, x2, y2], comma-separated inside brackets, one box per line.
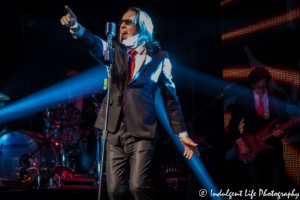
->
[236, 119, 278, 164]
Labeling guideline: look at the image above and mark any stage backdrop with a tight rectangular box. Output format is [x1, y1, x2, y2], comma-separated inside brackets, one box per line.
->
[222, 0, 300, 190]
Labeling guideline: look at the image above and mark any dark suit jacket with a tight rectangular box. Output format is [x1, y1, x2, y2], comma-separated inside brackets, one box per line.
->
[228, 88, 288, 155]
[76, 29, 187, 138]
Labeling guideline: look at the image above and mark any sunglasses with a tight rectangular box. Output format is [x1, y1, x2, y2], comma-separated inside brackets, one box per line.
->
[118, 19, 137, 26]
[253, 86, 268, 90]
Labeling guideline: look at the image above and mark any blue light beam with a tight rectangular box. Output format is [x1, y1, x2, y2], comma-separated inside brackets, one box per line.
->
[0, 65, 108, 124]
[154, 89, 224, 200]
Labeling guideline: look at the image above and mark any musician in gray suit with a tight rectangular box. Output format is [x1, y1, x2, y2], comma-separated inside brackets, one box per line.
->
[61, 6, 199, 200]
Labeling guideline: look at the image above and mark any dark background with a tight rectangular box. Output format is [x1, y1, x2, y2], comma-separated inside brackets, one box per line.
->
[0, 0, 224, 194]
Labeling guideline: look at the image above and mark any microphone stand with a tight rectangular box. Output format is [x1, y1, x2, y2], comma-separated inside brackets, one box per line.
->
[187, 83, 234, 125]
[98, 22, 115, 200]
[188, 93, 223, 125]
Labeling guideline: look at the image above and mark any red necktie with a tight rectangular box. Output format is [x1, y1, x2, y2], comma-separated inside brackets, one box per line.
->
[122, 50, 136, 115]
[257, 97, 264, 120]
[129, 50, 136, 80]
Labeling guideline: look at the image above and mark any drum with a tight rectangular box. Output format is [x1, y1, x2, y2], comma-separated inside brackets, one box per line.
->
[0, 130, 57, 187]
[44, 103, 81, 125]
[44, 125, 81, 146]
[53, 165, 75, 177]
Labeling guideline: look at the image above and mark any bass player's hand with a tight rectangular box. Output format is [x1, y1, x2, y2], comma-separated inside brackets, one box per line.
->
[272, 124, 284, 138]
[237, 139, 250, 154]
[60, 5, 77, 28]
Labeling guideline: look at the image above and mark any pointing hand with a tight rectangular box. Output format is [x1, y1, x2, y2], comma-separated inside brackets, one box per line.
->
[60, 5, 77, 28]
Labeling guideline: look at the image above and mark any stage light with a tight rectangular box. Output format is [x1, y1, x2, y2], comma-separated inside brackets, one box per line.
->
[0, 65, 107, 124]
[154, 89, 224, 200]
[222, 7, 300, 41]
[220, 0, 234, 7]
[173, 62, 243, 96]
[283, 139, 300, 186]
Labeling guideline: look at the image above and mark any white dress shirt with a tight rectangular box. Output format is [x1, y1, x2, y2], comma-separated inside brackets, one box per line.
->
[253, 89, 270, 120]
[128, 43, 147, 79]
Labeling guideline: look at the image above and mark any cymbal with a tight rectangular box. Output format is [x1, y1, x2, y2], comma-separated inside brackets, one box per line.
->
[0, 93, 10, 101]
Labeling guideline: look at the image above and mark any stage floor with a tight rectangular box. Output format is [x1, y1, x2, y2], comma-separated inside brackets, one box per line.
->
[0, 188, 207, 200]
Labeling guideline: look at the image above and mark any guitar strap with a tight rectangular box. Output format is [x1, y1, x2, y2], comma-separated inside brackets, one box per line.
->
[269, 89, 282, 119]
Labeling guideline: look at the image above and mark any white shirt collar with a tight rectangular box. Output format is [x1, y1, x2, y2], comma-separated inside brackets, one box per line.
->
[254, 89, 268, 100]
[126, 41, 146, 55]
[135, 42, 146, 54]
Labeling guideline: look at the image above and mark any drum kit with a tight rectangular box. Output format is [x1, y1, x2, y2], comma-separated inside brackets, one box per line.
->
[0, 91, 207, 191]
[0, 93, 101, 189]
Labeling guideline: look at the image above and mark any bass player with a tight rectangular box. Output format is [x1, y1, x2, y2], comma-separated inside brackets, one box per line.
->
[228, 66, 288, 196]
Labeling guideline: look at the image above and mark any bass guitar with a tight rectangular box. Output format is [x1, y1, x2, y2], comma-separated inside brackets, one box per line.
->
[236, 115, 300, 164]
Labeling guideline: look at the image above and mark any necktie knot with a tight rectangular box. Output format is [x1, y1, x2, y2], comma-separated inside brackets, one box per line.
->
[128, 50, 136, 58]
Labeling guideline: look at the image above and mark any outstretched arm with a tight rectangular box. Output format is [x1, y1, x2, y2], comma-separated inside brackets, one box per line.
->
[60, 5, 107, 60]
[158, 55, 200, 159]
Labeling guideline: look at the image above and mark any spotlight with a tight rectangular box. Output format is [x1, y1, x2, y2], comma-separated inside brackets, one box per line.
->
[0, 65, 107, 124]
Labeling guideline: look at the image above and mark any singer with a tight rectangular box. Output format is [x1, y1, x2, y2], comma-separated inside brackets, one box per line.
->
[61, 6, 199, 200]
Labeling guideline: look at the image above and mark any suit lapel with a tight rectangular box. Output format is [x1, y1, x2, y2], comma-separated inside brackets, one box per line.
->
[128, 51, 153, 86]
[268, 89, 280, 118]
[246, 90, 260, 118]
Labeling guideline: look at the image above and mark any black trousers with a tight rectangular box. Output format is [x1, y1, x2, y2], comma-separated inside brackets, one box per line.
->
[106, 121, 156, 200]
[247, 150, 285, 200]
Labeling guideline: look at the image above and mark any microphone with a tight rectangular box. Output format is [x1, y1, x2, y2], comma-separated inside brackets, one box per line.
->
[105, 22, 116, 38]
[104, 22, 116, 63]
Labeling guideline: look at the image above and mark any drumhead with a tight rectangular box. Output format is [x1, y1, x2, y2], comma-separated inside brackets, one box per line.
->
[0, 131, 57, 187]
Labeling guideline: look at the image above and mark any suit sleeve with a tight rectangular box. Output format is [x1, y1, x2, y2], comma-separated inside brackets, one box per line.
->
[277, 92, 288, 121]
[228, 94, 245, 142]
[158, 53, 187, 135]
[75, 29, 107, 63]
